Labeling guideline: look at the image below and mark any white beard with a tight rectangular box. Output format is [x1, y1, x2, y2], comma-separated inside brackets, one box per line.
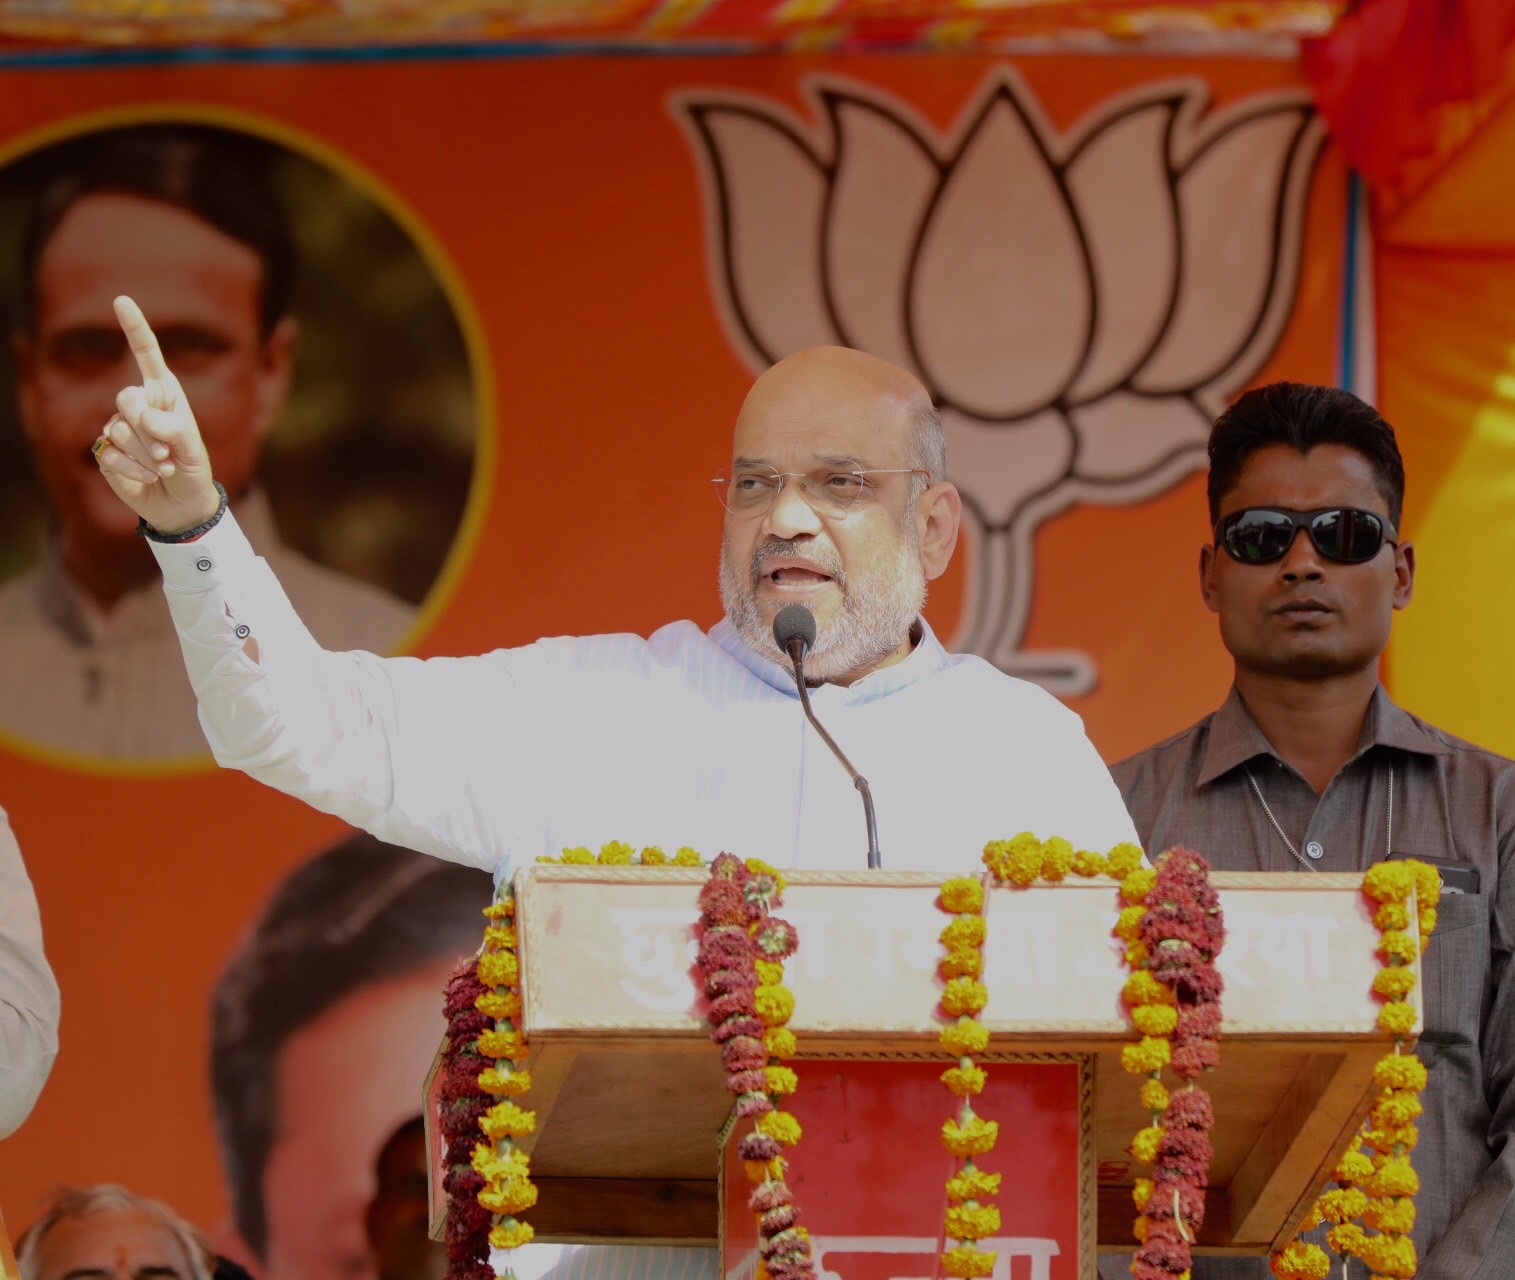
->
[719, 526, 927, 682]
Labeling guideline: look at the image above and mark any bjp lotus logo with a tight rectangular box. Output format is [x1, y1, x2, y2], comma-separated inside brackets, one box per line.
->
[676, 71, 1325, 692]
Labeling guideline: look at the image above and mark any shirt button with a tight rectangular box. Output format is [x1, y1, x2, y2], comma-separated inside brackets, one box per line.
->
[234, 624, 251, 639]
[196, 557, 213, 572]
[1305, 840, 1324, 860]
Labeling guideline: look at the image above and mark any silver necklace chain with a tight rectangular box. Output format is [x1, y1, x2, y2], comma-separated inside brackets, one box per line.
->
[1245, 760, 1394, 871]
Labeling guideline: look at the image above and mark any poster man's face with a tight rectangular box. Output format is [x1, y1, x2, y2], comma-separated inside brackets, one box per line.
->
[18, 191, 292, 547]
[255, 962, 454, 1280]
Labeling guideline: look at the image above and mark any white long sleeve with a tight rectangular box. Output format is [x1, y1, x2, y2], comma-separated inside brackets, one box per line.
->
[151, 512, 1138, 878]
[0, 805, 60, 1138]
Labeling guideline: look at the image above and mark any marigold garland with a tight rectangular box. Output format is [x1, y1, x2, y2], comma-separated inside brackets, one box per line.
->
[936, 874, 999, 1280]
[439, 886, 537, 1280]
[1269, 859, 1441, 1280]
[980, 836, 1222, 1280]
[538, 842, 706, 867]
[1124, 849, 1225, 1280]
[695, 852, 817, 1280]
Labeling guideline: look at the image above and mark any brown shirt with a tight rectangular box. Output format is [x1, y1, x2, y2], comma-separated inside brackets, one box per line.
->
[1110, 685, 1515, 1280]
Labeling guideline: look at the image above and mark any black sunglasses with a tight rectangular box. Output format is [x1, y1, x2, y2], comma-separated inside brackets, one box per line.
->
[1215, 506, 1399, 565]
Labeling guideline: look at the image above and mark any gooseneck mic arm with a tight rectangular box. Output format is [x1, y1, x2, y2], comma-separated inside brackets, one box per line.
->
[772, 604, 882, 870]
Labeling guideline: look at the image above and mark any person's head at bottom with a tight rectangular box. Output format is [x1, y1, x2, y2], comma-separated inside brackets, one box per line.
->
[717, 346, 961, 685]
[18, 1186, 214, 1280]
[210, 836, 490, 1280]
[1200, 381, 1413, 694]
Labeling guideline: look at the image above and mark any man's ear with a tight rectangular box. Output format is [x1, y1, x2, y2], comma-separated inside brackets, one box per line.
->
[1199, 542, 1220, 614]
[1393, 541, 1415, 609]
[918, 480, 962, 581]
[252, 315, 297, 442]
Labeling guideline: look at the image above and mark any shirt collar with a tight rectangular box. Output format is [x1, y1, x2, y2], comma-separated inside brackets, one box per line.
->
[709, 615, 946, 704]
[1196, 682, 1452, 787]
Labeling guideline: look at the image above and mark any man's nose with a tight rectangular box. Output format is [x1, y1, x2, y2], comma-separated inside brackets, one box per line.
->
[764, 476, 823, 539]
[1278, 526, 1325, 580]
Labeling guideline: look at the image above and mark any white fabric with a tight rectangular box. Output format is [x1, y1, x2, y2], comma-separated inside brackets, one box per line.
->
[0, 804, 60, 1138]
[150, 511, 1137, 879]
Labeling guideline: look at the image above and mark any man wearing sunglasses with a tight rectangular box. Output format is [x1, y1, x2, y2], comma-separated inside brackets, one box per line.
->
[1111, 381, 1515, 1278]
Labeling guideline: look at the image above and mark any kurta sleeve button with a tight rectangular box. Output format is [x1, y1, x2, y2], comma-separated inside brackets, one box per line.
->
[234, 624, 251, 639]
[196, 557, 213, 572]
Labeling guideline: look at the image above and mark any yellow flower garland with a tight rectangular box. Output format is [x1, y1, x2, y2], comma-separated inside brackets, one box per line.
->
[474, 890, 539, 1254]
[1269, 859, 1441, 1280]
[937, 873, 999, 1280]
[540, 843, 705, 866]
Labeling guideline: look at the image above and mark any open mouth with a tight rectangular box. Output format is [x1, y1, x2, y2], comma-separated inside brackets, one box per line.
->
[767, 566, 832, 586]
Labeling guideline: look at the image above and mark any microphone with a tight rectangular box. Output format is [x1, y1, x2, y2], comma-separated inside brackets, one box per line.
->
[772, 604, 882, 870]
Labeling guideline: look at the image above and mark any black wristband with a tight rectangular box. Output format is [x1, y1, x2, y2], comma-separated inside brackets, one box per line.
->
[138, 481, 229, 544]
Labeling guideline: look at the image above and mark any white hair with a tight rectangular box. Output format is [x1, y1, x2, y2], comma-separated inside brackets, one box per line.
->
[18, 1185, 215, 1280]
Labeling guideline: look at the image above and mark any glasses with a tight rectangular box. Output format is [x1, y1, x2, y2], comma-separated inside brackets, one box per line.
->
[712, 464, 931, 517]
[1215, 507, 1399, 565]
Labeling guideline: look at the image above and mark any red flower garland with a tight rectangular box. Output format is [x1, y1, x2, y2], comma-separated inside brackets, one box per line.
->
[439, 957, 498, 1280]
[695, 854, 815, 1280]
[1130, 849, 1225, 1280]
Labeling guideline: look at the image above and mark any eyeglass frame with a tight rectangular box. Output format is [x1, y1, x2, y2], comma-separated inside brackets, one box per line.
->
[712, 463, 935, 518]
[1213, 505, 1401, 566]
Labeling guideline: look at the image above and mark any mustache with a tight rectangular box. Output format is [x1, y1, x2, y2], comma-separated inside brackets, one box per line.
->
[750, 537, 845, 586]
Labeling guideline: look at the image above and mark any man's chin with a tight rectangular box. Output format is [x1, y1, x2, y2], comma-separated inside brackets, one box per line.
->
[1252, 646, 1370, 680]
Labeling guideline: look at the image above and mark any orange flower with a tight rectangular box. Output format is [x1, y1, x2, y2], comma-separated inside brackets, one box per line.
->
[941, 1063, 987, 1097]
[489, 1221, 535, 1250]
[941, 978, 988, 1017]
[941, 1114, 998, 1157]
[941, 878, 984, 914]
[475, 989, 523, 1019]
[941, 1246, 995, 1278]
[764, 1027, 797, 1058]
[940, 916, 987, 949]
[755, 985, 795, 1026]
[939, 948, 984, 980]
[479, 1101, 536, 1141]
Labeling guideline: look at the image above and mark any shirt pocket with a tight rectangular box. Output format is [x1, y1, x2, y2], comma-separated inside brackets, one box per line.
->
[1419, 890, 1487, 1045]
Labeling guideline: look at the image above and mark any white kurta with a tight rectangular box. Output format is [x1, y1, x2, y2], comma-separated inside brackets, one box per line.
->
[149, 511, 1136, 878]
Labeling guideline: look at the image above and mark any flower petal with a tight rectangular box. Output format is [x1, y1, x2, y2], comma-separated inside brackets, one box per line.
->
[820, 90, 939, 376]
[943, 405, 1072, 529]
[1068, 391, 1209, 483]
[909, 88, 1091, 419]
[1063, 96, 1182, 405]
[1134, 100, 1322, 394]
[681, 101, 840, 367]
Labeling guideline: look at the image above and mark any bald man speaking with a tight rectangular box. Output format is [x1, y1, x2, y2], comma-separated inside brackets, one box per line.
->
[94, 295, 1135, 873]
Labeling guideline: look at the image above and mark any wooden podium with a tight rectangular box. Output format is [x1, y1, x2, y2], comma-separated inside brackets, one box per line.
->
[431, 864, 1416, 1279]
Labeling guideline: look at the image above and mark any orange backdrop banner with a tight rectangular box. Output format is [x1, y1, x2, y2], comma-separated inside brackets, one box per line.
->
[0, 50, 1350, 1280]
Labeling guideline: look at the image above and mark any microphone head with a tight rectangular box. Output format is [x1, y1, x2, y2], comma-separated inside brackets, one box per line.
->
[773, 604, 816, 658]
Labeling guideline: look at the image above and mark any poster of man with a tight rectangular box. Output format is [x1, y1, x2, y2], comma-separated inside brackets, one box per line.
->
[0, 120, 480, 766]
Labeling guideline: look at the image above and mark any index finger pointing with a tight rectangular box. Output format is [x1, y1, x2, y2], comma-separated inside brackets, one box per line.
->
[113, 295, 172, 382]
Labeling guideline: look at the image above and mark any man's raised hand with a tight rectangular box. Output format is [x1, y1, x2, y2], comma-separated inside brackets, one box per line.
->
[94, 296, 221, 536]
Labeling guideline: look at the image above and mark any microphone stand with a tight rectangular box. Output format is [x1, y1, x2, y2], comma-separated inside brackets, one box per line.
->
[786, 638, 882, 870]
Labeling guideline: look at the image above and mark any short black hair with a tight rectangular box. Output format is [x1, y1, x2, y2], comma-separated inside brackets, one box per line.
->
[209, 835, 491, 1261]
[15, 123, 296, 337]
[1206, 382, 1406, 528]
